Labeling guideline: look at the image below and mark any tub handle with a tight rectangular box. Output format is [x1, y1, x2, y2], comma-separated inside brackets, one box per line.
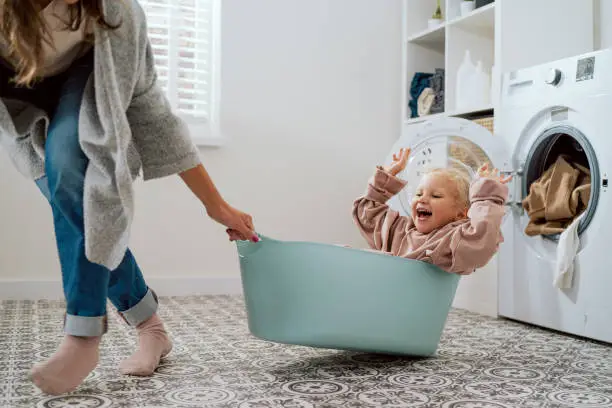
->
[236, 234, 266, 258]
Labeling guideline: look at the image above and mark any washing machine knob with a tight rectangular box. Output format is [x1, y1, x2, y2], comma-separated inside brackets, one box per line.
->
[545, 68, 562, 86]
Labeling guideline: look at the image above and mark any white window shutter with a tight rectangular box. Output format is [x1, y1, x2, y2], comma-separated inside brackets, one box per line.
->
[139, 0, 221, 143]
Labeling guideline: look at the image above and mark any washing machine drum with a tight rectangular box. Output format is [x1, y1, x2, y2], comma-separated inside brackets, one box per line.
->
[521, 125, 599, 239]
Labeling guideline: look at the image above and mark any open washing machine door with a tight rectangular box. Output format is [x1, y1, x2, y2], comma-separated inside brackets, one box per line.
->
[386, 117, 514, 216]
[390, 116, 516, 317]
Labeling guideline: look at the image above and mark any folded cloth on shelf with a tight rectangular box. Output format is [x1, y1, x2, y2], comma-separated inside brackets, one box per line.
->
[417, 88, 435, 117]
[429, 68, 445, 114]
[409, 72, 433, 118]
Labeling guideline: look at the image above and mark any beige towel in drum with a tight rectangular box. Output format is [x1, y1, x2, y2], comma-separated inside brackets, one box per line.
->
[522, 155, 591, 236]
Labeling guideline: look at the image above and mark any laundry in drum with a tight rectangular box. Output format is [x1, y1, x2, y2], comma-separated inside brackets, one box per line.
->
[522, 154, 591, 236]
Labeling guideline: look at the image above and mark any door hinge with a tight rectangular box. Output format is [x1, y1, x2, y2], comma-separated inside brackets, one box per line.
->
[502, 166, 524, 214]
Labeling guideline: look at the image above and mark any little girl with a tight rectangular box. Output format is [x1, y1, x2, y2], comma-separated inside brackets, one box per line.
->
[353, 148, 511, 275]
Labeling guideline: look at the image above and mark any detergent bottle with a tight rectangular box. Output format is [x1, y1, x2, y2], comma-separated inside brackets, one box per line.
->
[455, 49, 475, 110]
[473, 60, 491, 108]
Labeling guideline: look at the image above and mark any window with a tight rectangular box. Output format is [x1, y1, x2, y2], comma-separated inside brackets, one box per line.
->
[139, 0, 222, 145]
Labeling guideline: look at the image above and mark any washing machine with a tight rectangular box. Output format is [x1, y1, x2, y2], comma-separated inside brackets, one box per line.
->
[496, 49, 611, 344]
[385, 49, 611, 343]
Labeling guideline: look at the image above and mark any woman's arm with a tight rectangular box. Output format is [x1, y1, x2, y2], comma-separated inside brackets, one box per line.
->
[179, 164, 224, 210]
[180, 164, 258, 242]
[126, 3, 258, 243]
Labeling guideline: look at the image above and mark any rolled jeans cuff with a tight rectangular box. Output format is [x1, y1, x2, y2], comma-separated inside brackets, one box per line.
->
[119, 288, 159, 327]
[64, 314, 108, 337]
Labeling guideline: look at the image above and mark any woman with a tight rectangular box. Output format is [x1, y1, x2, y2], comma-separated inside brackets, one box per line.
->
[0, 0, 257, 395]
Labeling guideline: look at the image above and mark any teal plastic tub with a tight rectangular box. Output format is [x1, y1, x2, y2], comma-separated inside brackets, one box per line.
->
[236, 235, 460, 356]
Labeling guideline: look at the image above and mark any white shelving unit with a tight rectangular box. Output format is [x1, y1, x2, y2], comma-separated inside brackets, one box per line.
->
[407, 25, 446, 51]
[448, 2, 495, 34]
[402, 0, 497, 127]
[401, 0, 596, 135]
[404, 105, 493, 125]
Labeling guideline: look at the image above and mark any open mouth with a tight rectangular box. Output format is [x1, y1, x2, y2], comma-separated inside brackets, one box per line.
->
[416, 209, 432, 220]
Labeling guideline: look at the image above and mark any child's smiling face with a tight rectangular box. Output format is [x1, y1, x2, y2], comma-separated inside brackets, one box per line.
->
[411, 172, 468, 234]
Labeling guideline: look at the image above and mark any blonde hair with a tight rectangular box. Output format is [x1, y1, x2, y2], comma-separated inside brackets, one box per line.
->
[424, 167, 471, 210]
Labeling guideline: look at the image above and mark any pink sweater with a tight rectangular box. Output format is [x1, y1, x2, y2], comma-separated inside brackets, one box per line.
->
[352, 167, 508, 275]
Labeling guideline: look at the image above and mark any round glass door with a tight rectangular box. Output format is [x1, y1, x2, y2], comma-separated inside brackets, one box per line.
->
[393, 135, 495, 216]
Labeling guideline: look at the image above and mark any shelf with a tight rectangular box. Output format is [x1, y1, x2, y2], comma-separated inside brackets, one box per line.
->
[405, 111, 447, 124]
[404, 105, 493, 125]
[447, 3, 495, 36]
[452, 105, 494, 117]
[406, 23, 446, 52]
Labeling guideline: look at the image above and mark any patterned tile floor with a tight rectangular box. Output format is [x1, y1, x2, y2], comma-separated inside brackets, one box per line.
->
[1, 295, 611, 408]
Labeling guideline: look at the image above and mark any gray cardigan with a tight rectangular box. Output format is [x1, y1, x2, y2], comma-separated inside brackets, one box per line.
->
[0, 0, 202, 270]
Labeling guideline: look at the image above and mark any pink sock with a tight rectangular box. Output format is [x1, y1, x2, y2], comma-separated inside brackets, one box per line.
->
[119, 313, 172, 376]
[31, 335, 101, 395]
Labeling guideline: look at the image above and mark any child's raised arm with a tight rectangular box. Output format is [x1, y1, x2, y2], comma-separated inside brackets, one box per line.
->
[443, 167, 509, 274]
[352, 148, 414, 253]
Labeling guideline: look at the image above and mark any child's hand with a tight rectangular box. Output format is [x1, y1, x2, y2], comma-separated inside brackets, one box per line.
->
[478, 163, 512, 184]
[384, 148, 411, 176]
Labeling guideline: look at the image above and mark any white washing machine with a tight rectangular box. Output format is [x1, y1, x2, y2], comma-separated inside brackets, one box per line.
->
[497, 49, 611, 344]
[385, 49, 611, 344]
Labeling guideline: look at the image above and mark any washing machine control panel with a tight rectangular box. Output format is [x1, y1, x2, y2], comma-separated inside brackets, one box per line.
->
[502, 49, 612, 110]
[545, 68, 562, 86]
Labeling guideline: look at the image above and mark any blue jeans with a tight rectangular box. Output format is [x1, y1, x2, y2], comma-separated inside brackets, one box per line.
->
[2, 52, 157, 336]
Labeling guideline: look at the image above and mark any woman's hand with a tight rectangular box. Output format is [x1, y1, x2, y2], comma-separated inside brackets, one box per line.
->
[207, 203, 258, 242]
[478, 163, 512, 184]
[384, 147, 410, 176]
[179, 164, 259, 242]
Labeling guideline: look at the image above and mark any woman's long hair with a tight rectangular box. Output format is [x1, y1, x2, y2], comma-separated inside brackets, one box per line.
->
[0, 0, 119, 86]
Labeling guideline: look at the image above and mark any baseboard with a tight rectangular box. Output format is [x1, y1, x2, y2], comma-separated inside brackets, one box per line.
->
[149, 276, 243, 297]
[452, 295, 498, 318]
[1, 277, 499, 318]
[0, 276, 243, 300]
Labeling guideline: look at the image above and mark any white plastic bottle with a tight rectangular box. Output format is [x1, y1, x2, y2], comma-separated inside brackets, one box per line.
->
[473, 60, 491, 108]
[455, 50, 475, 110]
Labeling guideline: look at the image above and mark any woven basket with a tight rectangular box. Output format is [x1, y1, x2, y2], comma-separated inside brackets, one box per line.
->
[448, 115, 495, 174]
[472, 116, 494, 133]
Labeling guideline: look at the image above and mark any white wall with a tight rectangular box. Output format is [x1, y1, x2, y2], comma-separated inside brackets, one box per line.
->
[595, 0, 612, 49]
[453, 257, 498, 317]
[0, 0, 402, 295]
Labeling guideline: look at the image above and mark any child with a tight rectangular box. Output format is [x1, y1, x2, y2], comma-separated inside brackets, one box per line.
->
[353, 148, 511, 275]
[0, 0, 257, 396]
